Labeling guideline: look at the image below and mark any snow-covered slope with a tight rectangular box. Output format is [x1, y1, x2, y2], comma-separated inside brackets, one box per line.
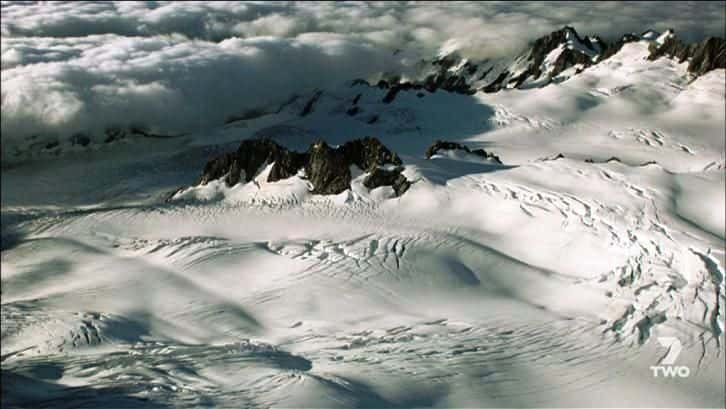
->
[379, 26, 725, 97]
[2, 34, 725, 408]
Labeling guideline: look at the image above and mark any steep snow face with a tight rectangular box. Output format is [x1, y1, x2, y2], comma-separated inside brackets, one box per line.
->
[2, 34, 725, 408]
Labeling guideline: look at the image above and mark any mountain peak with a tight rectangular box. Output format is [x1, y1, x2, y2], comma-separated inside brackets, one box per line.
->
[641, 29, 661, 40]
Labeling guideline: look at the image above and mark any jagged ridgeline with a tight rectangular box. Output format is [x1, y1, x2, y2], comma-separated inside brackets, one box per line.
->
[194, 137, 411, 196]
[368, 26, 725, 97]
[187, 138, 510, 199]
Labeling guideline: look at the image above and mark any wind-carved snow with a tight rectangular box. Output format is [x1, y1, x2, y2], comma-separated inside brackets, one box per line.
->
[2, 39, 725, 408]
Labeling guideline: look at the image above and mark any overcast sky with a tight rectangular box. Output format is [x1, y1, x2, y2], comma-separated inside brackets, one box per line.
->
[2, 1, 724, 149]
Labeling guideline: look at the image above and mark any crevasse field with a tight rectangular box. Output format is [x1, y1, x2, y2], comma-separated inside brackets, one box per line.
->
[1, 2, 725, 408]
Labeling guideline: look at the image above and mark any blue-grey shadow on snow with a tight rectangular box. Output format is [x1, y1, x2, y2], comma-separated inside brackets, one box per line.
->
[262, 85, 501, 159]
[306, 373, 448, 408]
[410, 156, 518, 186]
[2, 369, 173, 409]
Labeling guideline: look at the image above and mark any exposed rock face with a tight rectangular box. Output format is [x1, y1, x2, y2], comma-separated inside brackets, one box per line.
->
[483, 26, 599, 92]
[599, 33, 640, 61]
[340, 137, 402, 170]
[300, 90, 322, 117]
[485, 28, 725, 93]
[196, 137, 410, 196]
[363, 167, 410, 196]
[482, 72, 509, 93]
[267, 149, 308, 182]
[385, 26, 724, 97]
[649, 36, 726, 76]
[381, 82, 423, 103]
[198, 139, 307, 187]
[305, 141, 351, 194]
[104, 127, 127, 143]
[366, 60, 476, 103]
[234, 139, 282, 183]
[421, 55, 477, 94]
[129, 127, 181, 139]
[425, 140, 502, 164]
[538, 153, 566, 161]
[306, 137, 404, 194]
[528, 26, 594, 78]
[199, 152, 236, 186]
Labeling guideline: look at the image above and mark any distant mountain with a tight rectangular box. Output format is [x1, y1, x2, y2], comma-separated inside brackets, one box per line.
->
[378, 26, 725, 95]
[6, 26, 723, 164]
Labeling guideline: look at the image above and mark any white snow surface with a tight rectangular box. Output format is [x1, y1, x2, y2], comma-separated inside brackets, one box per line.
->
[2, 40, 725, 408]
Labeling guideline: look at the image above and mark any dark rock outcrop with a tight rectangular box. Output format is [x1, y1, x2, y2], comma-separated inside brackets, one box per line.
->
[376, 61, 475, 103]
[300, 90, 322, 117]
[599, 33, 640, 61]
[104, 127, 126, 143]
[649, 35, 726, 76]
[363, 167, 410, 196]
[382, 87, 399, 103]
[305, 137, 404, 194]
[267, 149, 308, 182]
[233, 139, 282, 183]
[528, 26, 594, 79]
[425, 140, 502, 164]
[538, 153, 566, 161]
[424, 55, 477, 94]
[306, 141, 351, 194]
[381, 82, 424, 103]
[341, 137, 402, 170]
[367, 27, 723, 101]
[129, 127, 181, 139]
[482, 26, 601, 93]
[482, 71, 509, 93]
[199, 152, 236, 186]
[199, 139, 306, 187]
[195, 137, 410, 196]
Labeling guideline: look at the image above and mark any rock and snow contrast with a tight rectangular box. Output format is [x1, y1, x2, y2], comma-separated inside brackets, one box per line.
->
[1, 2, 725, 408]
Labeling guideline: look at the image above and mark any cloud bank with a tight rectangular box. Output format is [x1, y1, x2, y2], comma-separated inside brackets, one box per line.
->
[2, 1, 724, 156]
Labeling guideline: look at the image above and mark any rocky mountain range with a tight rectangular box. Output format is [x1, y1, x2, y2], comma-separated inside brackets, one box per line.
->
[376, 26, 725, 96]
[191, 137, 411, 196]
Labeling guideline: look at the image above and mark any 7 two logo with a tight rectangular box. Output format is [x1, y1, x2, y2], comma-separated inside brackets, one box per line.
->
[649, 337, 690, 378]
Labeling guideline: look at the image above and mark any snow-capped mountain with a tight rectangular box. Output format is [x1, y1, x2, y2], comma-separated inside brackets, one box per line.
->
[379, 26, 725, 96]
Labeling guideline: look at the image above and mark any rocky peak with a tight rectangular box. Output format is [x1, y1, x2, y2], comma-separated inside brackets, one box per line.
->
[340, 137, 403, 171]
[194, 137, 411, 197]
[355, 26, 723, 102]
[649, 34, 726, 76]
[305, 140, 350, 194]
[481, 26, 602, 92]
[425, 140, 502, 164]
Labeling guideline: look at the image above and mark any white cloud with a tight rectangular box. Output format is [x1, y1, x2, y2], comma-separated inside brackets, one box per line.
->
[1, 1, 724, 156]
[1, 33, 400, 144]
